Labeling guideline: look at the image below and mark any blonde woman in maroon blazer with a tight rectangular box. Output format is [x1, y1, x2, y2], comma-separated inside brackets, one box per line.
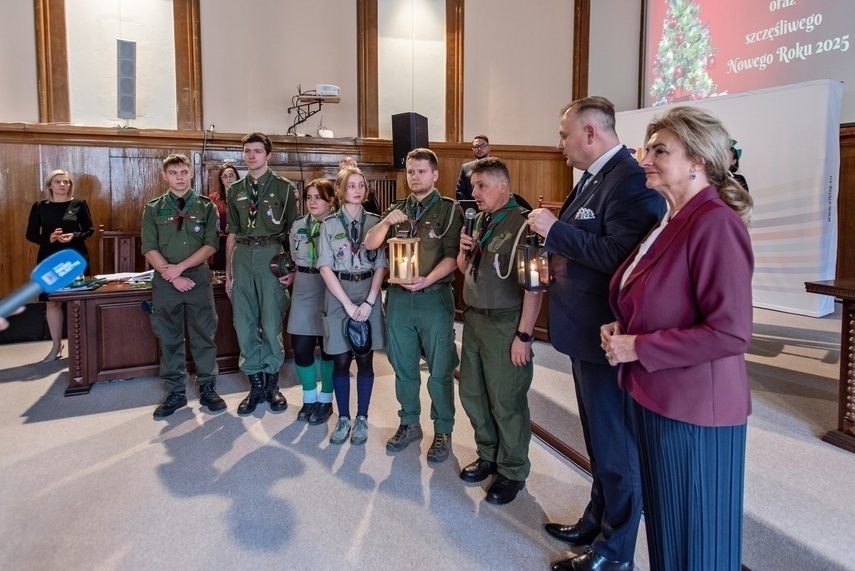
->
[601, 106, 753, 571]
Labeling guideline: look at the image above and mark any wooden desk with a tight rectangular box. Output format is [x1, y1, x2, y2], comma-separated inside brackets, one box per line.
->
[51, 281, 248, 396]
[805, 279, 855, 453]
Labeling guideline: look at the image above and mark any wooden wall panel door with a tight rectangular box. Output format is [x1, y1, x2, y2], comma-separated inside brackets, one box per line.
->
[0, 144, 43, 297]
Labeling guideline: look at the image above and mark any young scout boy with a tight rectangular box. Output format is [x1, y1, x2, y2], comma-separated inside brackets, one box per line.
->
[142, 153, 225, 419]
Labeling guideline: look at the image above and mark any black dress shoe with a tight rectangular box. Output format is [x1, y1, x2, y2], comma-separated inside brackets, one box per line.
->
[308, 402, 333, 425]
[459, 458, 498, 483]
[544, 519, 600, 546]
[153, 391, 187, 419]
[552, 548, 633, 571]
[485, 474, 525, 505]
[297, 402, 316, 421]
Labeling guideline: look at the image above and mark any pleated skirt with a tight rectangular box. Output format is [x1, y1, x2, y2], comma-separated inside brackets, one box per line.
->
[634, 401, 747, 571]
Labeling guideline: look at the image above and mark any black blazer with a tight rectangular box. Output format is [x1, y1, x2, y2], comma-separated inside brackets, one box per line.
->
[545, 146, 665, 362]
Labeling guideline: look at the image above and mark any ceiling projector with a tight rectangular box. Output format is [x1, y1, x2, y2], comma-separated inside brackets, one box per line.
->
[316, 84, 340, 97]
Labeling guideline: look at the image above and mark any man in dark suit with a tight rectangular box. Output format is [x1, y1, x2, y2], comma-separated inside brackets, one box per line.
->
[528, 97, 665, 571]
[455, 134, 491, 200]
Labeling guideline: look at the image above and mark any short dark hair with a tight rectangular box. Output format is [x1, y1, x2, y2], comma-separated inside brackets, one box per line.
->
[162, 153, 192, 171]
[473, 134, 489, 144]
[241, 132, 273, 155]
[406, 148, 438, 171]
[304, 177, 336, 204]
[469, 156, 510, 183]
[565, 96, 616, 133]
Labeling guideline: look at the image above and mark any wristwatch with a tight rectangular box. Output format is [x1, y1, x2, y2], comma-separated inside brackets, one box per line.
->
[515, 330, 533, 343]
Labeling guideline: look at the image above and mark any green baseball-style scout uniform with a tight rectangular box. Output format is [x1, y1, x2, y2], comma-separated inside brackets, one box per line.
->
[381, 190, 463, 434]
[458, 199, 533, 481]
[141, 190, 220, 393]
[316, 207, 387, 355]
[226, 169, 298, 375]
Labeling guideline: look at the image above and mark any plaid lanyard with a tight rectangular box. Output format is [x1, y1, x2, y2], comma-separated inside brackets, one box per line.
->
[404, 190, 440, 236]
[165, 192, 196, 231]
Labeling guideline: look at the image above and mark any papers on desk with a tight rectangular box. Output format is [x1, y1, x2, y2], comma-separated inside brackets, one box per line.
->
[95, 270, 154, 282]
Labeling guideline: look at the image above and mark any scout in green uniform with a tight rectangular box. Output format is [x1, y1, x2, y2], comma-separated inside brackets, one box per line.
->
[363, 148, 463, 463]
[317, 167, 387, 446]
[456, 157, 543, 505]
[287, 178, 336, 425]
[225, 132, 298, 415]
[141, 154, 224, 419]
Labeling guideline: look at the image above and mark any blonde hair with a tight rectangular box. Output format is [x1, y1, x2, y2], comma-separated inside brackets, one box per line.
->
[334, 166, 367, 205]
[44, 169, 73, 200]
[646, 107, 752, 224]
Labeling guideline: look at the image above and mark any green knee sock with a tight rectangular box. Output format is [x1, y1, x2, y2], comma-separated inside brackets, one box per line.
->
[295, 363, 318, 392]
[319, 358, 334, 395]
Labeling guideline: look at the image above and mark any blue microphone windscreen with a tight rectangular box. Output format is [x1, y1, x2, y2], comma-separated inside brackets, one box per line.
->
[31, 250, 87, 293]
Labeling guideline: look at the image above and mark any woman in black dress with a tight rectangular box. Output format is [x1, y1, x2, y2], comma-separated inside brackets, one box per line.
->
[26, 170, 94, 362]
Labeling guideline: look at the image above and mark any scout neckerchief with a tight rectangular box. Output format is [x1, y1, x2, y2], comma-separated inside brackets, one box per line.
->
[403, 190, 440, 236]
[305, 215, 322, 263]
[166, 191, 196, 231]
[246, 172, 273, 230]
[471, 198, 518, 283]
[336, 207, 367, 257]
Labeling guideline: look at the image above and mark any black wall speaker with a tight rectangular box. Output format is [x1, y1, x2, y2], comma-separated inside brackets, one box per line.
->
[117, 39, 137, 120]
[391, 112, 429, 167]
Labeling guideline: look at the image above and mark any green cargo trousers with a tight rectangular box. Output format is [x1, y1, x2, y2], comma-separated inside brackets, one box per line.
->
[231, 243, 289, 374]
[385, 284, 458, 434]
[458, 307, 533, 481]
[150, 266, 218, 393]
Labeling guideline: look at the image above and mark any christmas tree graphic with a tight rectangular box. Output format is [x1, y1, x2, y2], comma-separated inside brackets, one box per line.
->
[650, 0, 718, 106]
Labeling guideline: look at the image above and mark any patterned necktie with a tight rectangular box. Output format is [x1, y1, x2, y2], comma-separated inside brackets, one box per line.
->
[248, 182, 259, 229]
[350, 219, 360, 254]
[575, 171, 592, 195]
[176, 197, 186, 231]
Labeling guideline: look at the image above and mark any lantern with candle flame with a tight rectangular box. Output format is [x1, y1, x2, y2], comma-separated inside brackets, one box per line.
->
[388, 228, 420, 284]
[516, 234, 549, 291]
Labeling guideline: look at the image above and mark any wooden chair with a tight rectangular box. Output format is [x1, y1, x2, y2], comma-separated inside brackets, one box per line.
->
[98, 224, 150, 275]
[538, 195, 564, 217]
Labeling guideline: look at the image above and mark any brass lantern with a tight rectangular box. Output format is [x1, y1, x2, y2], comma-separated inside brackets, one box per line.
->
[516, 234, 549, 291]
[388, 228, 420, 284]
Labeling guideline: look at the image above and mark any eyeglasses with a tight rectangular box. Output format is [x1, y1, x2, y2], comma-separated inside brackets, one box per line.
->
[221, 172, 238, 180]
[472, 143, 488, 150]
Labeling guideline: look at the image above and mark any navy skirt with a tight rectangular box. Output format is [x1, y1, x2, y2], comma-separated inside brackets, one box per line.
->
[634, 401, 747, 571]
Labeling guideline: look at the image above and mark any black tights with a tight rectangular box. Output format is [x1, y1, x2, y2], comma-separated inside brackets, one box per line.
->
[332, 350, 374, 377]
[291, 334, 332, 367]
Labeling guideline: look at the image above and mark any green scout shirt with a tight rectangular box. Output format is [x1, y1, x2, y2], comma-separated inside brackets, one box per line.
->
[225, 169, 298, 239]
[317, 208, 387, 273]
[380, 190, 462, 284]
[141, 190, 219, 264]
[462, 202, 529, 310]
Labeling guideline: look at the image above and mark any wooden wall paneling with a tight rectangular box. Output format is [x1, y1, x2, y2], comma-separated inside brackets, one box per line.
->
[572, 0, 590, 101]
[357, 0, 379, 138]
[34, 0, 70, 123]
[838, 125, 855, 279]
[0, 144, 42, 299]
[445, 0, 464, 143]
[173, 0, 203, 131]
[38, 145, 112, 277]
[108, 148, 188, 233]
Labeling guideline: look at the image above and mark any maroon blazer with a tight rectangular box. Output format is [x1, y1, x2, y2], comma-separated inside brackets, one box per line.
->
[608, 186, 754, 427]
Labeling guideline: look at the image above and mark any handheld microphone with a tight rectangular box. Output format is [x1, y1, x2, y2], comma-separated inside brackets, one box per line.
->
[463, 208, 477, 258]
[0, 250, 87, 318]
